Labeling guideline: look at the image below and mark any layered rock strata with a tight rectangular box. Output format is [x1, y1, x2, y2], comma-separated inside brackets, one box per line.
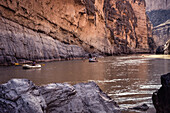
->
[153, 20, 170, 47]
[0, 0, 154, 65]
[0, 79, 120, 113]
[145, 0, 170, 12]
[152, 73, 170, 113]
[145, 0, 170, 49]
[0, 17, 86, 65]
[147, 10, 170, 27]
[164, 39, 170, 54]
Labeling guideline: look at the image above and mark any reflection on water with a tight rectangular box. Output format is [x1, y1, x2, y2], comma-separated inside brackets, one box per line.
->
[0, 55, 170, 113]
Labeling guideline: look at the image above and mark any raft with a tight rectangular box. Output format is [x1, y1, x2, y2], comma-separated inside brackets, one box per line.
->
[89, 58, 98, 62]
[22, 64, 41, 69]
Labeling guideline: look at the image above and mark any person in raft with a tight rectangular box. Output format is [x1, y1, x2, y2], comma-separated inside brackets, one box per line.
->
[89, 54, 92, 59]
[32, 60, 36, 66]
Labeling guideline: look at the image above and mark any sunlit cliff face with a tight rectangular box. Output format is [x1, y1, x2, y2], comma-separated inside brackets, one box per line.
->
[0, 0, 155, 64]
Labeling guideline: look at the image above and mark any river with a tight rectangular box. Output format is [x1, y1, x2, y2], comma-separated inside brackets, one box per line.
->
[0, 55, 170, 113]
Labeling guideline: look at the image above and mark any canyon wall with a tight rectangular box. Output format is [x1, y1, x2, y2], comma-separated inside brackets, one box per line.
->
[153, 20, 170, 47]
[0, 0, 154, 65]
[145, 0, 170, 12]
[146, 0, 170, 48]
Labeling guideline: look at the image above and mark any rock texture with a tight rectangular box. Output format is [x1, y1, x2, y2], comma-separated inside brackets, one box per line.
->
[145, 0, 170, 12]
[145, 0, 170, 49]
[152, 73, 170, 113]
[164, 39, 170, 54]
[0, 79, 120, 113]
[0, 17, 86, 65]
[0, 0, 154, 65]
[147, 10, 170, 27]
[152, 20, 170, 47]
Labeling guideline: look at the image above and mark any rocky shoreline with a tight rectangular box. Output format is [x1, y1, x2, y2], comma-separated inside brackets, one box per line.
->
[0, 78, 153, 113]
[0, 79, 121, 113]
[1, 73, 170, 112]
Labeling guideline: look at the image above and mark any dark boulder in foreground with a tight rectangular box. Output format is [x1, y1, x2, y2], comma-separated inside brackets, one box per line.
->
[0, 79, 120, 113]
[152, 73, 170, 113]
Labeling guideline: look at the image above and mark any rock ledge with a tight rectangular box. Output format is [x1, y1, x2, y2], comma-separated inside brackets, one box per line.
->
[0, 79, 120, 113]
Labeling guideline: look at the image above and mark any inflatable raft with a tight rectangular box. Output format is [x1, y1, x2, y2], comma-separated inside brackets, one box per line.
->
[89, 58, 98, 62]
[22, 64, 41, 69]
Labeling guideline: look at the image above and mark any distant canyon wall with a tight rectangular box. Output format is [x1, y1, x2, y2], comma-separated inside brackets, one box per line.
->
[0, 0, 154, 65]
[145, 0, 170, 11]
[145, 0, 170, 48]
[153, 20, 170, 47]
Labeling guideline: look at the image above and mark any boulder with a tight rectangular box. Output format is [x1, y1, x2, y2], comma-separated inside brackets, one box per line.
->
[156, 45, 164, 54]
[0, 79, 120, 113]
[152, 73, 170, 113]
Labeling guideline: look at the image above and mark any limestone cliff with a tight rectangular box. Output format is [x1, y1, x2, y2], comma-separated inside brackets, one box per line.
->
[153, 20, 170, 47]
[146, 0, 170, 27]
[147, 9, 170, 27]
[0, 0, 154, 65]
[145, 0, 170, 12]
[145, 0, 170, 49]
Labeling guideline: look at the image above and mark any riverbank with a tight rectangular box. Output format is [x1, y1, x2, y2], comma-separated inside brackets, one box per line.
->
[0, 79, 121, 113]
[0, 53, 157, 66]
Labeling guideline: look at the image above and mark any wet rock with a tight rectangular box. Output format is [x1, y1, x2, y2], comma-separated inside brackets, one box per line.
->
[129, 103, 149, 111]
[152, 73, 170, 113]
[0, 79, 120, 113]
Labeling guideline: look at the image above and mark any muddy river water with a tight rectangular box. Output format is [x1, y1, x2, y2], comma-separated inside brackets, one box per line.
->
[0, 55, 170, 112]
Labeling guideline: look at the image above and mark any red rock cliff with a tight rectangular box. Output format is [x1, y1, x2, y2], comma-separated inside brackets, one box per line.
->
[0, 0, 154, 64]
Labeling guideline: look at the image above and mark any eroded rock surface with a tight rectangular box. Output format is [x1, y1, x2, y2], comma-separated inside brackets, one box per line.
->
[145, 0, 170, 12]
[146, 0, 170, 49]
[0, 0, 155, 65]
[153, 20, 170, 48]
[0, 79, 120, 113]
[152, 73, 170, 113]
[164, 39, 170, 54]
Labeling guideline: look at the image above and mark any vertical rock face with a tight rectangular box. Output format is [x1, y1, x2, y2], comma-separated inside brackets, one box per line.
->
[145, 0, 170, 48]
[145, 0, 170, 11]
[147, 10, 170, 27]
[152, 73, 170, 113]
[104, 0, 154, 53]
[0, 0, 154, 65]
[0, 79, 120, 113]
[153, 20, 170, 47]
[0, 17, 86, 65]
